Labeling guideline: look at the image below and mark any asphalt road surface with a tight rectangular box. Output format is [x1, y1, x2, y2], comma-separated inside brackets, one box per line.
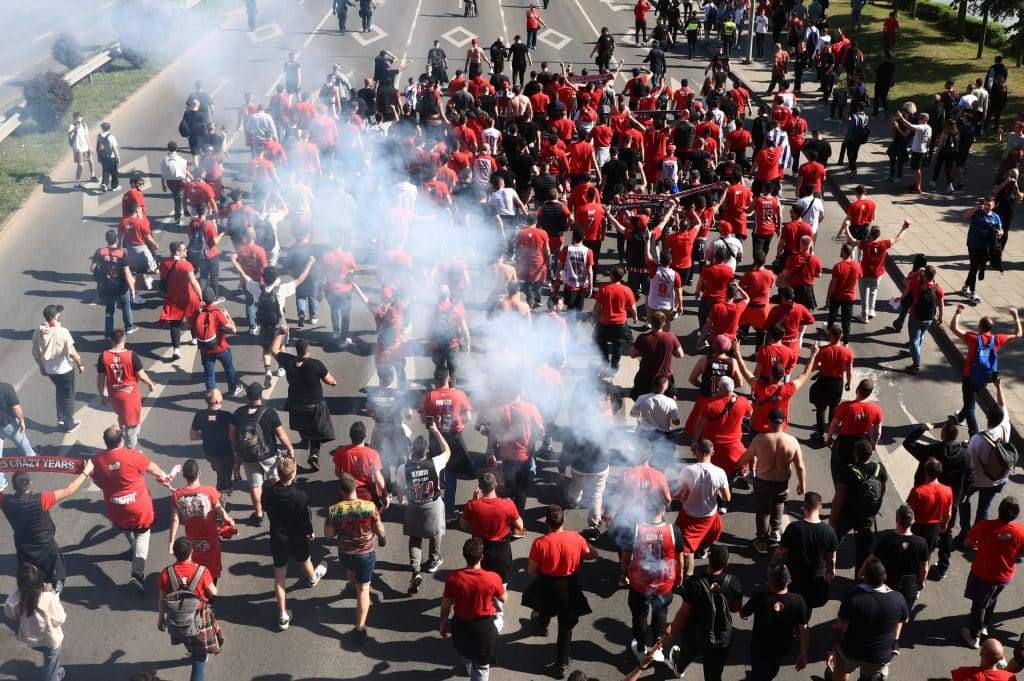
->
[0, 1, 1017, 680]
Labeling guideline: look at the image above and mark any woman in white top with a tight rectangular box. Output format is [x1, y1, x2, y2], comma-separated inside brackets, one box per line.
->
[3, 562, 67, 681]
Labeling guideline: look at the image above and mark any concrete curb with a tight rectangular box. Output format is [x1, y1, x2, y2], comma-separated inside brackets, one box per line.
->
[727, 68, 1021, 449]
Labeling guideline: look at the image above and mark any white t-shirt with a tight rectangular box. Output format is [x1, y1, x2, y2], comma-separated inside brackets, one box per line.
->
[754, 14, 769, 34]
[160, 152, 189, 181]
[958, 94, 978, 110]
[482, 127, 502, 150]
[677, 461, 729, 518]
[660, 157, 679, 183]
[489, 188, 518, 216]
[910, 123, 932, 154]
[560, 243, 593, 289]
[68, 122, 90, 152]
[245, 278, 297, 323]
[648, 266, 680, 311]
[630, 393, 679, 432]
[711, 235, 743, 271]
[795, 196, 824, 235]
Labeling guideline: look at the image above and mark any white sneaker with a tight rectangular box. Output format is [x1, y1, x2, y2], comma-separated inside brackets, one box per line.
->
[230, 385, 245, 398]
[962, 626, 980, 649]
[630, 639, 647, 663]
[143, 275, 154, 290]
[310, 316, 320, 324]
[652, 646, 666, 663]
[309, 561, 328, 587]
[276, 367, 286, 377]
[73, 180, 81, 188]
[250, 326, 260, 336]
[279, 609, 292, 630]
[172, 348, 182, 360]
[946, 183, 955, 193]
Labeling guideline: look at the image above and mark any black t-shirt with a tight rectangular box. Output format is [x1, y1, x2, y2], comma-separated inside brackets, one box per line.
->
[518, 119, 540, 149]
[601, 158, 629, 191]
[232, 403, 283, 445]
[680, 571, 744, 647]
[510, 42, 530, 67]
[870, 531, 929, 585]
[740, 590, 808, 657]
[597, 34, 615, 55]
[357, 87, 377, 116]
[190, 409, 233, 461]
[780, 519, 839, 581]
[285, 242, 325, 296]
[377, 86, 400, 121]
[531, 172, 558, 200]
[262, 480, 313, 543]
[673, 123, 696, 152]
[0, 381, 19, 428]
[276, 352, 328, 405]
[373, 56, 392, 84]
[837, 584, 909, 664]
[427, 47, 447, 70]
[509, 151, 535, 190]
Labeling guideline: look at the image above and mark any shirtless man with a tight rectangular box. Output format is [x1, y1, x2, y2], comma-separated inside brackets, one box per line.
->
[736, 412, 806, 554]
[465, 39, 491, 80]
[509, 84, 533, 120]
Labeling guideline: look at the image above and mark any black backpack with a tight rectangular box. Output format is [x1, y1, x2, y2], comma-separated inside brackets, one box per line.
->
[848, 462, 884, 517]
[691, 573, 736, 648]
[186, 223, 210, 269]
[256, 286, 282, 328]
[236, 408, 272, 463]
[912, 285, 938, 321]
[162, 565, 207, 643]
[96, 134, 114, 160]
[981, 432, 1018, 481]
[93, 248, 127, 295]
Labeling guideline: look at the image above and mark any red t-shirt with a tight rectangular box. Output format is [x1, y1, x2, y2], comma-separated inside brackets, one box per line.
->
[418, 387, 472, 433]
[589, 125, 613, 148]
[816, 344, 854, 377]
[833, 400, 883, 436]
[122, 188, 146, 217]
[190, 305, 230, 355]
[962, 332, 1011, 377]
[968, 519, 1024, 583]
[157, 560, 215, 603]
[699, 393, 753, 464]
[908, 279, 944, 320]
[488, 399, 544, 462]
[858, 239, 892, 278]
[779, 220, 813, 253]
[665, 230, 697, 270]
[726, 128, 752, 154]
[720, 184, 753, 238]
[462, 496, 520, 541]
[514, 227, 550, 283]
[700, 264, 734, 302]
[756, 343, 799, 380]
[752, 381, 798, 432]
[753, 195, 780, 236]
[89, 448, 155, 529]
[740, 268, 776, 307]
[906, 482, 953, 525]
[763, 302, 815, 342]
[595, 282, 636, 324]
[444, 567, 505, 618]
[529, 531, 589, 577]
[527, 8, 543, 28]
[829, 259, 862, 302]
[567, 141, 595, 175]
[332, 445, 382, 488]
[236, 243, 267, 283]
[575, 203, 606, 242]
[783, 252, 822, 287]
[847, 198, 876, 225]
[796, 161, 826, 193]
[118, 216, 152, 246]
[754, 147, 783, 180]
[950, 667, 1016, 681]
[321, 249, 357, 293]
[633, 0, 652, 20]
[708, 300, 747, 340]
[616, 466, 671, 513]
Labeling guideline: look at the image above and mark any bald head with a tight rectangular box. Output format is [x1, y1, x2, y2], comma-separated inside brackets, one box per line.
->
[981, 638, 1004, 667]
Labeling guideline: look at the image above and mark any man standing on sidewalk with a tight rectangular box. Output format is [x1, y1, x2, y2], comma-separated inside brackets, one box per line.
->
[949, 305, 1021, 436]
[31, 305, 85, 434]
[959, 197, 1003, 304]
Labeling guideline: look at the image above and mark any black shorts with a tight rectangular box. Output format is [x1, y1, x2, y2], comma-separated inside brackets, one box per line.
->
[910, 152, 925, 170]
[271, 537, 311, 568]
[259, 325, 281, 350]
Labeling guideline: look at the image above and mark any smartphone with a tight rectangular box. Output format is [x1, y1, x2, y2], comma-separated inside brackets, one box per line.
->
[426, 416, 435, 427]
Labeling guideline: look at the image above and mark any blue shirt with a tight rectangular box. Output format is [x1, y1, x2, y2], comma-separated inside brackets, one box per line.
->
[966, 209, 1002, 249]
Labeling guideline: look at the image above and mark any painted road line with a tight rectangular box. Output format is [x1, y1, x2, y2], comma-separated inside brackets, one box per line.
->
[442, 26, 478, 48]
[33, 31, 55, 43]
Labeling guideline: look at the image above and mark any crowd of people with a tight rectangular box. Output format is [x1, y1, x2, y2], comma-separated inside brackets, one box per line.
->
[2, 1, 1024, 681]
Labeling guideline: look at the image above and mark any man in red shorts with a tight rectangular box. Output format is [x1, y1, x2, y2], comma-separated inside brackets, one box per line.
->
[675, 439, 730, 576]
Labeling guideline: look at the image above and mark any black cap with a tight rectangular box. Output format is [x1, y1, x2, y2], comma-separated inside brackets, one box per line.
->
[246, 383, 264, 402]
[768, 409, 786, 424]
[43, 304, 64, 321]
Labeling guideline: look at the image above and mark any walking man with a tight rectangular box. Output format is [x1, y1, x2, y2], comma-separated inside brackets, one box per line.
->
[96, 328, 156, 449]
[264, 457, 327, 631]
[272, 335, 337, 472]
[739, 564, 809, 680]
[230, 383, 294, 525]
[772, 492, 838, 622]
[189, 389, 235, 495]
[324, 472, 387, 644]
[461, 472, 525, 587]
[396, 424, 450, 595]
[0, 381, 38, 491]
[31, 305, 85, 434]
[168, 459, 236, 584]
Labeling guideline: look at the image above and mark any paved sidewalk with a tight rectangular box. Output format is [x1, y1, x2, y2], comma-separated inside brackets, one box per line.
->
[725, 53, 1024, 438]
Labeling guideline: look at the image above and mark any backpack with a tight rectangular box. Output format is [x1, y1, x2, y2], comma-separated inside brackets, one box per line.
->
[93, 248, 127, 295]
[255, 286, 282, 328]
[912, 284, 938, 321]
[186, 223, 210, 269]
[981, 432, 1018, 481]
[847, 462, 884, 517]
[193, 308, 220, 351]
[236, 408, 272, 463]
[96, 134, 114, 160]
[178, 116, 191, 139]
[161, 565, 207, 642]
[969, 334, 999, 385]
[431, 306, 460, 347]
[853, 114, 870, 144]
[691, 573, 736, 648]
[377, 303, 400, 347]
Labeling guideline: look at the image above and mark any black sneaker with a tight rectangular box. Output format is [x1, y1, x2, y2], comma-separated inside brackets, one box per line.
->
[892, 641, 901, 656]
[408, 573, 423, 595]
[580, 527, 601, 542]
[422, 557, 443, 573]
[929, 567, 946, 581]
[250, 512, 264, 526]
[307, 454, 320, 472]
[545, 663, 568, 679]
[64, 419, 81, 434]
[352, 627, 369, 646]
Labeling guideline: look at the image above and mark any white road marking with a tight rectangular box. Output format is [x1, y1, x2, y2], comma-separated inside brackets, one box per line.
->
[81, 157, 151, 218]
[352, 24, 389, 46]
[247, 22, 284, 43]
[99, 0, 115, 9]
[33, 31, 55, 43]
[405, 0, 424, 47]
[209, 77, 230, 98]
[496, 0, 508, 43]
[569, 0, 600, 37]
[442, 26, 478, 48]
[538, 28, 572, 50]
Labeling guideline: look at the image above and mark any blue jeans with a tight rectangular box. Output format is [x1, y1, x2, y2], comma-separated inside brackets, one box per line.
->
[0, 421, 36, 489]
[527, 28, 538, 49]
[296, 287, 319, 320]
[244, 289, 257, 329]
[33, 645, 61, 681]
[201, 347, 238, 391]
[102, 289, 134, 340]
[190, 652, 208, 681]
[907, 317, 931, 368]
[326, 290, 353, 337]
[958, 378, 985, 436]
[961, 482, 1006, 532]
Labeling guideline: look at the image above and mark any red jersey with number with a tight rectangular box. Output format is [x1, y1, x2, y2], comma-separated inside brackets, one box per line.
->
[753, 195, 781, 236]
[171, 485, 223, 579]
[629, 522, 680, 595]
[575, 202, 606, 242]
[101, 348, 139, 391]
[418, 387, 472, 433]
[847, 198, 876, 225]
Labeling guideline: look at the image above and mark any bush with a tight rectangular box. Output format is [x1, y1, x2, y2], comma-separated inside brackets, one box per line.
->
[901, 0, 1010, 50]
[51, 33, 84, 69]
[121, 46, 148, 69]
[23, 71, 74, 131]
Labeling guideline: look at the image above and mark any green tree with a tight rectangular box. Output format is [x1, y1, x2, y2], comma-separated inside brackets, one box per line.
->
[973, 0, 1022, 58]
